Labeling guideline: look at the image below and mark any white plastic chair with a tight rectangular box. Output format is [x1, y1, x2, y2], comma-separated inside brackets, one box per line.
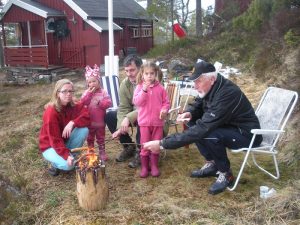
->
[101, 75, 120, 111]
[214, 61, 223, 72]
[228, 87, 298, 191]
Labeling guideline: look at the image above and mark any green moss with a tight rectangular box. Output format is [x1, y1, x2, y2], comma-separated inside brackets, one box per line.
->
[284, 29, 300, 47]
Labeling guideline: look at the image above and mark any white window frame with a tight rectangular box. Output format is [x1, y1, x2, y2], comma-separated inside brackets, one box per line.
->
[141, 27, 152, 37]
[132, 27, 140, 38]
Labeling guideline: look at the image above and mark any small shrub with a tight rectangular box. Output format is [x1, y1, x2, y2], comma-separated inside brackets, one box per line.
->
[284, 29, 300, 47]
[233, 0, 273, 32]
[146, 38, 197, 58]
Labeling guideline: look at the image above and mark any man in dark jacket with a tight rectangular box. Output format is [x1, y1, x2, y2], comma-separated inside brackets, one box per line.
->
[144, 60, 262, 195]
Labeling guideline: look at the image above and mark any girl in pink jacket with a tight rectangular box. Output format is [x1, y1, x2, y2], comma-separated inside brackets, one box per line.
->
[133, 61, 170, 178]
[81, 65, 112, 161]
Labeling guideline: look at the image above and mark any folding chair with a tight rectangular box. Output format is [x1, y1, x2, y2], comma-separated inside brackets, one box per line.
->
[164, 81, 198, 135]
[164, 83, 180, 133]
[101, 75, 120, 111]
[178, 82, 198, 111]
[228, 87, 298, 191]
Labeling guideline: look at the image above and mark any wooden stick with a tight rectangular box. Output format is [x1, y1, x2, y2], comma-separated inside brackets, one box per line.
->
[71, 147, 90, 152]
[74, 152, 99, 165]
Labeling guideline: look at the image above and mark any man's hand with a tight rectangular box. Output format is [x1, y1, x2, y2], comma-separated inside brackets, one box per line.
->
[176, 112, 192, 124]
[112, 129, 121, 139]
[62, 121, 74, 138]
[143, 140, 160, 154]
[120, 117, 130, 134]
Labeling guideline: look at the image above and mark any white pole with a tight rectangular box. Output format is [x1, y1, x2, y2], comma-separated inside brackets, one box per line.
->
[27, 21, 31, 47]
[108, 0, 114, 76]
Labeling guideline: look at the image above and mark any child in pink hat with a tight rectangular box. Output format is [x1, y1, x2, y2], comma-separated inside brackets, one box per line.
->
[80, 64, 112, 161]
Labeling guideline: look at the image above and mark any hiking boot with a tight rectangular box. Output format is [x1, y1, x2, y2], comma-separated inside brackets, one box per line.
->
[115, 145, 136, 162]
[128, 150, 141, 168]
[208, 171, 234, 195]
[190, 161, 218, 178]
[48, 165, 60, 176]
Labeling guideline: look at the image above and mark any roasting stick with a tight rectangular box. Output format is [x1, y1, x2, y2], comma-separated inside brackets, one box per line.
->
[73, 152, 99, 165]
[71, 137, 141, 154]
[71, 137, 115, 153]
[71, 146, 90, 153]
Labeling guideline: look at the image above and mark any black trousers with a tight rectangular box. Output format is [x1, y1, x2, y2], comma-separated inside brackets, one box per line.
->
[187, 122, 262, 173]
[105, 110, 140, 146]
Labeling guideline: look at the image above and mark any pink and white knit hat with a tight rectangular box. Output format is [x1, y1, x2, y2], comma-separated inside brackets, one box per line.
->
[85, 64, 100, 80]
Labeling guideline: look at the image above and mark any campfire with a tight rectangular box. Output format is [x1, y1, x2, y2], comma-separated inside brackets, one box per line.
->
[71, 147, 109, 211]
[72, 147, 104, 185]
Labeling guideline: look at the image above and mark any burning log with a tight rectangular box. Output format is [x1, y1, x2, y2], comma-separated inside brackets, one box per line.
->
[75, 148, 109, 211]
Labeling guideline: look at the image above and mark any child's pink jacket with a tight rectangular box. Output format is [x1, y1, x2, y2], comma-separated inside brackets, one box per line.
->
[133, 81, 170, 127]
[81, 89, 112, 128]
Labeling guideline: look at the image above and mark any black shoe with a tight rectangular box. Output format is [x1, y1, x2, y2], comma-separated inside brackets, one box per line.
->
[190, 161, 218, 178]
[48, 165, 60, 176]
[116, 145, 136, 162]
[208, 171, 234, 195]
[128, 151, 141, 168]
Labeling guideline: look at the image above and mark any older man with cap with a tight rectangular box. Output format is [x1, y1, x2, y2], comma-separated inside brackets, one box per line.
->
[143, 60, 263, 195]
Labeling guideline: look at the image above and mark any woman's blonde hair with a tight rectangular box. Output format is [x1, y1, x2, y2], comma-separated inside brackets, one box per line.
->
[136, 61, 162, 84]
[45, 79, 75, 112]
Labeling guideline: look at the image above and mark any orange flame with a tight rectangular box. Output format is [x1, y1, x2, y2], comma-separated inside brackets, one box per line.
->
[77, 147, 100, 169]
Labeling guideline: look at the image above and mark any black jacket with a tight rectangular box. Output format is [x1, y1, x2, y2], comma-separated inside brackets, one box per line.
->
[162, 74, 261, 149]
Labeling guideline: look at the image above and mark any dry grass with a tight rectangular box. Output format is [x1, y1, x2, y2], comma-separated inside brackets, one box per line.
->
[0, 72, 299, 225]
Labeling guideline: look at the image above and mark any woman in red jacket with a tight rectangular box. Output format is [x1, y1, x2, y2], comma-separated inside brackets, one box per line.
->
[39, 79, 90, 176]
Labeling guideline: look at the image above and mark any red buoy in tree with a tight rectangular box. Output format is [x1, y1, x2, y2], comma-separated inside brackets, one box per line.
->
[173, 23, 186, 38]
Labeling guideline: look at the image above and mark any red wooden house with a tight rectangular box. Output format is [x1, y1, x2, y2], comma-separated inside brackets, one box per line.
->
[0, 0, 154, 69]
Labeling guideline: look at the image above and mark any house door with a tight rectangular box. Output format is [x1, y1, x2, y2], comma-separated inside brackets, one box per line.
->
[47, 33, 62, 65]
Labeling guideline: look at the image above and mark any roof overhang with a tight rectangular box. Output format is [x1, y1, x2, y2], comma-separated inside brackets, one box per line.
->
[64, 0, 122, 33]
[88, 19, 122, 32]
[1, 0, 123, 33]
[2, 0, 65, 18]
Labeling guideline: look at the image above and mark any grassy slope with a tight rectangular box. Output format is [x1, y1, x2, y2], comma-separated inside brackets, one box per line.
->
[0, 66, 299, 225]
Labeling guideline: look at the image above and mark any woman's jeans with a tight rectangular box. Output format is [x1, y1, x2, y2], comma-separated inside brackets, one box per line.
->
[42, 127, 88, 171]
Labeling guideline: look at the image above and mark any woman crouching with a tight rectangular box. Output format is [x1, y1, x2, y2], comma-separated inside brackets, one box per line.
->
[39, 79, 90, 176]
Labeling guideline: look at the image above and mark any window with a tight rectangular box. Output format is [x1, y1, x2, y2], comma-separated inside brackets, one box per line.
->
[132, 28, 140, 38]
[142, 27, 152, 37]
